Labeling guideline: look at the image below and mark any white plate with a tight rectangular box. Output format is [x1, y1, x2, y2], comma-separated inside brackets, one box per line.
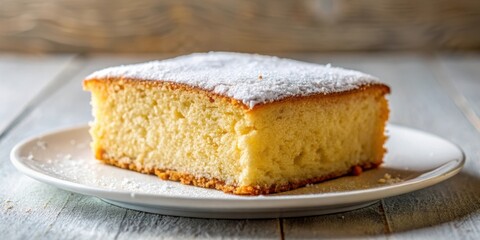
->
[10, 124, 465, 219]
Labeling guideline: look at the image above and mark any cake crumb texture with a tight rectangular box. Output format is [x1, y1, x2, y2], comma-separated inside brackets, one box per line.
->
[84, 71, 389, 195]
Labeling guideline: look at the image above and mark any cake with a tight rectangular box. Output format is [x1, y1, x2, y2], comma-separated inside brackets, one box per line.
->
[83, 52, 390, 195]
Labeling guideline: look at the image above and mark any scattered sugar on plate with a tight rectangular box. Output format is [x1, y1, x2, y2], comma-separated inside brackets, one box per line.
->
[76, 143, 88, 149]
[122, 178, 132, 185]
[36, 140, 48, 150]
[69, 139, 88, 149]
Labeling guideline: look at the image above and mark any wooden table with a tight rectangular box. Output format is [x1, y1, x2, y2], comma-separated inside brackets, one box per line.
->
[1, 53, 479, 239]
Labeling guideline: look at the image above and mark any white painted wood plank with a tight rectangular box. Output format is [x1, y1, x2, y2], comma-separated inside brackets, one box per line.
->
[282, 203, 388, 238]
[114, 211, 279, 240]
[0, 54, 74, 134]
[436, 53, 480, 131]
[283, 53, 480, 239]
[0, 55, 280, 240]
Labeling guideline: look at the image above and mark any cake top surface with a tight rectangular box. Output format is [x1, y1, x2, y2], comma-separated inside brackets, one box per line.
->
[86, 52, 381, 108]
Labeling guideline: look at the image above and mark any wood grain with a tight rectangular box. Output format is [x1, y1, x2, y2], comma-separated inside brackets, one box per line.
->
[0, 56, 280, 239]
[0, 0, 479, 53]
[282, 203, 389, 238]
[436, 53, 480, 132]
[0, 54, 74, 135]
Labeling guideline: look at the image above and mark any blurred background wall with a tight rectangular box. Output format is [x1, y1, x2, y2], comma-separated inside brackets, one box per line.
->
[0, 0, 479, 53]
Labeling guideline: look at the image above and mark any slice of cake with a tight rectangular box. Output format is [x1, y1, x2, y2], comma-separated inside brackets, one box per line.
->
[83, 52, 390, 195]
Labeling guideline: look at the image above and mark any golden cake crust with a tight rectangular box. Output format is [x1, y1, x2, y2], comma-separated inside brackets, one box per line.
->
[84, 77, 390, 111]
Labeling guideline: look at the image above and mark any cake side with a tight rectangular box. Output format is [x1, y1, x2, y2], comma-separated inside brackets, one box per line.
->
[83, 78, 253, 186]
[240, 84, 390, 188]
[83, 77, 389, 195]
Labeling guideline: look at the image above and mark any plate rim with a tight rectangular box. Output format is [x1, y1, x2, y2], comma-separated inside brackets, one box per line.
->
[10, 124, 465, 210]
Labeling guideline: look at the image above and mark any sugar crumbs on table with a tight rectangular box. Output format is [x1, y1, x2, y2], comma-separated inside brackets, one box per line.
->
[4, 200, 13, 210]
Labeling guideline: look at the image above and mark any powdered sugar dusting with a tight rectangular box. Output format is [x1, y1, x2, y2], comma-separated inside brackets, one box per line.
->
[86, 52, 381, 108]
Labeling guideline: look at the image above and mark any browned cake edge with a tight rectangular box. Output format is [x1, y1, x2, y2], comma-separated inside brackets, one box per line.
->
[83, 77, 390, 111]
[97, 155, 379, 195]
